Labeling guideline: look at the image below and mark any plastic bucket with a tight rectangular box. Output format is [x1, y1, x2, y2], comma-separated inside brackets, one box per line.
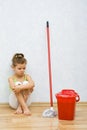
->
[55, 89, 80, 120]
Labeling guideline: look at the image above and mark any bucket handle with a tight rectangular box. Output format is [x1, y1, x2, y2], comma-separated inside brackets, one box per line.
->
[75, 93, 80, 102]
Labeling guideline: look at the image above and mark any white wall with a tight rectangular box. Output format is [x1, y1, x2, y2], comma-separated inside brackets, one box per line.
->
[0, 0, 87, 103]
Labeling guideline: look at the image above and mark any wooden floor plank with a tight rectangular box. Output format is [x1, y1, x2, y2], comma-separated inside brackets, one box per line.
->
[0, 102, 87, 130]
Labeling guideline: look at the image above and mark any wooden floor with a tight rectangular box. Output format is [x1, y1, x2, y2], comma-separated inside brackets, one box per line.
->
[0, 102, 87, 130]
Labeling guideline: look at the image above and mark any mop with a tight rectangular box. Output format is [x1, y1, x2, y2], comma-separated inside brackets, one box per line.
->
[42, 21, 57, 118]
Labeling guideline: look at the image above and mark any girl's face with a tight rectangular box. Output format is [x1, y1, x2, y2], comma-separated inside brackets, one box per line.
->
[13, 63, 26, 77]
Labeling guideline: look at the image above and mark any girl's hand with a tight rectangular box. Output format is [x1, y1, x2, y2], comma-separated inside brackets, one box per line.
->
[12, 85, 21, 93]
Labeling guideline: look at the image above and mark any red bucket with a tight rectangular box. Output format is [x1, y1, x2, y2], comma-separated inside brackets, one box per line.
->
[55, 89, 80, 120]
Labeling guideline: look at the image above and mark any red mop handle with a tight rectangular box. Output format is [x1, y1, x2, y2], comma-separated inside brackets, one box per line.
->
[46, 21, 53, 107]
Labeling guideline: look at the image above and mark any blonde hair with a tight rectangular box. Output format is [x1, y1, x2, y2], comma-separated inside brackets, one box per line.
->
[12, 53, 27, 67]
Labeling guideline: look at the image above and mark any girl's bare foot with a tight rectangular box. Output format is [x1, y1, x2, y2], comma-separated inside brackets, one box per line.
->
[23, 108, 31, 116]
[14, 106, 23, 114]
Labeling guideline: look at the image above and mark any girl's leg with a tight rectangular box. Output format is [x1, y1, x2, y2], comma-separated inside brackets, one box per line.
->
[14, 104, 23, 114]
[15, 92, 31, 115]
[9, 92, 18, 109]
[23, 91, 32, 115]
[9, 92, 23, 114]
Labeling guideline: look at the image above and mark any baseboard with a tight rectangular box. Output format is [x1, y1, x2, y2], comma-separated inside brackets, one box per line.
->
[0, 102, 87, 107]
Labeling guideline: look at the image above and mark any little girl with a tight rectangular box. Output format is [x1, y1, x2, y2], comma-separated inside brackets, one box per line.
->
[8, 53, 34, 115]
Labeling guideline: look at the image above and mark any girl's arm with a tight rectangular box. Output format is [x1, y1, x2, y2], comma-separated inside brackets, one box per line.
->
[8, 77, 15, 90]
[8, 75, 35, 93]
[20, 74, 35, 91]
[8, 77, 21, 93]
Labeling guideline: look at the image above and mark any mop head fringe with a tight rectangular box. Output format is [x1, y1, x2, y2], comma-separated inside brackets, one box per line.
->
[42, 108, 57, 118]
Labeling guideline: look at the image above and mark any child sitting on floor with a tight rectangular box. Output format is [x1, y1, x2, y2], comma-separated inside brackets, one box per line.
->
[8, 53, 34, 115]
